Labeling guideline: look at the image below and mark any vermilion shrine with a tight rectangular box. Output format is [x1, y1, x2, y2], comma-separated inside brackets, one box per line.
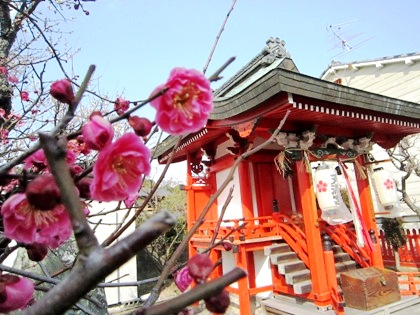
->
[156, 38, 420, 314]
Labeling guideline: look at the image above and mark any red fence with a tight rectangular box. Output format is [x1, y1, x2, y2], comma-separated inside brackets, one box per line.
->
[379, 228, 420, 269]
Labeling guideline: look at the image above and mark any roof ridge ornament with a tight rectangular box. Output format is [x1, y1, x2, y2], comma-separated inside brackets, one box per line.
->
[214, 37, 291, 97]
[261, 37, 290, 65]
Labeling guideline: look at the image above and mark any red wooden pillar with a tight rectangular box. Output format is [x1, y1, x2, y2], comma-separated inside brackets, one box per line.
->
[209, 249, 223, 279]
[186, 154, 197, 259]
[294, 160, 331, 307]
[238, 161, 254, 219]
[355, 156, 384, 268]
[235, 245, 253, 315]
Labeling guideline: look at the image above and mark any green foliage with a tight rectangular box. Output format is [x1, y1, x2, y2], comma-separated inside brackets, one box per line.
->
[136, 179, 187, 270]
[382, 217, 407, 251]
[157, 182, 187, 214]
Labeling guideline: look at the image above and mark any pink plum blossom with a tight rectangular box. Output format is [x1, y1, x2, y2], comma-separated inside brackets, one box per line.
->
[174, 266, 193, 292]
[0, 274, 34, 313]
[50, 79, 75, 105]
[0, 67, 8, 77]
[124, 193, 138, 208]
[24, 148, 76, 171]
[82, 112, 114, 150]
[8, 75, 18, 84]
[1, 193, 72, 248]
[24, 149, 48, 170]
[90, 133, 151, 202]
[150, 68, 213, 135]
[68, 138, 91, 155]
[114, 97, 130, 115]
[20, 91, 29, 101]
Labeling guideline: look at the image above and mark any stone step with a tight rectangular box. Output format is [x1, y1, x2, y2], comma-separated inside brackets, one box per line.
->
[261, 293, 420, 315]
[332, 244, 344, 253]
[336, 260, 358, 272]
[293, 279, 312, 295]
[270, 252, 298, 265]
[334, 252, 352, 263]
[277, 259, 306, 275]
[264, 243, 291, 256]
[285, 269, 311, 285]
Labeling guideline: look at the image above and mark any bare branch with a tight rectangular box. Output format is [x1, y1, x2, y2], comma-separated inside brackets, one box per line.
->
[203, 0, 238, 75]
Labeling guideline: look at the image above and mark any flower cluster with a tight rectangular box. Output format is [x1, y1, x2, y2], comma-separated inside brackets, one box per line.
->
[0, 66, 214, 312]
[0, 66, 19, 84]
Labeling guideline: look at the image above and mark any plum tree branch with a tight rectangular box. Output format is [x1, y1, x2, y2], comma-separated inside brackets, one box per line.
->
[22, 211, 176, 315]
[135, 267, 247, 315]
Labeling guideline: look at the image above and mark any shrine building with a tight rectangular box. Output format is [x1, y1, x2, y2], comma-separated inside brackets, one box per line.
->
[155, 38, 420, 315]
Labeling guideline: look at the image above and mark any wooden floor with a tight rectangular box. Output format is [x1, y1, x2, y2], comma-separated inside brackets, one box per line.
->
[260, 294, 420, 315]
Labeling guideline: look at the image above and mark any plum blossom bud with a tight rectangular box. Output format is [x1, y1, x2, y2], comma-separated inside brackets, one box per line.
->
[26, 243, 48, 262]
[26, 174, 61, 210]
[8, 75, 18, 84]
[114, 97, 130, 115]
[69, 164, 83, 176]
[222, 241, 233, 251]
[204, 289, 230, 313]
[82, 112, 114, 150]
[187, 254, 214, 283]
[76, 177, 92, 199]
[50, 79, 75, 105]
[128, 116, 154, 137]
[0, 274, 34, 313]
[20, 91, 29, 101]
[174, 266, 193, 292]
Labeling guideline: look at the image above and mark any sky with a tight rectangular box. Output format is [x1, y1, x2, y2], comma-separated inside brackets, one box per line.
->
[39, 0, 420, 182]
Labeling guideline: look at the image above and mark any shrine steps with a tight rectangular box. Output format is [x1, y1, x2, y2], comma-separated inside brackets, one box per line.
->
[264, 242, 358, 295]
[259, 294, 420, 315]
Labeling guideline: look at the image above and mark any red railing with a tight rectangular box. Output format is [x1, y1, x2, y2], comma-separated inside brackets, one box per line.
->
[273, 214, 309, 267]
[397, 272, 420, 295]
[193, 216, 280, 241]
[379, 229, 420, 269]
[321, 222, 372, 268]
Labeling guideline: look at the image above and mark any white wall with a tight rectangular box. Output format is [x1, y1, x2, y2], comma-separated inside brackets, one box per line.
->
[215, 167, 243, 223]
[89, 201, 138, 305]
[254, 250, 272, 289]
